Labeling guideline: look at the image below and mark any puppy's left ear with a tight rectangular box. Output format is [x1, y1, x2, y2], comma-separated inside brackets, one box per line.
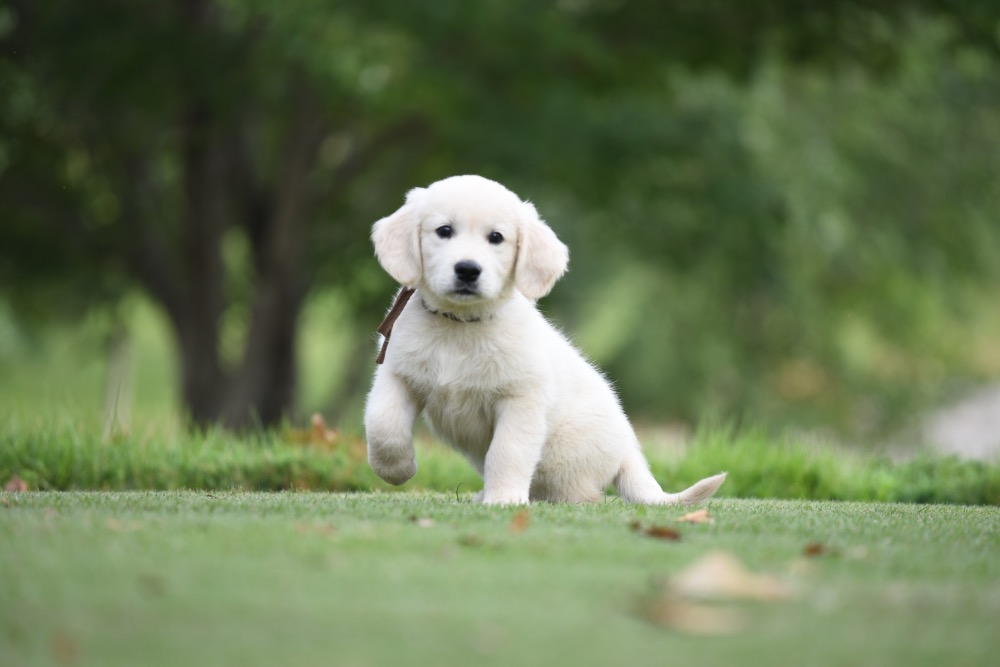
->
[515, 201, 569, 300]
[371, 188, 425, 286]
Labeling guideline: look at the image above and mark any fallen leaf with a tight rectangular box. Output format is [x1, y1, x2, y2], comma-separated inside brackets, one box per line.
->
[645, 525, 682, 541]
[508, 509, 530, 534]
[641, 550, 797, 636]
[676, 508, 714, 524]
[672, 551, 791, 601]
[641, 595, 746, 635]
[285, 413, 339, 447]
[803, 542, 828, 557]
[628, 520, 643, 532]
[50, 630, 78, 665]
[309, 413, 338, 444]
[5, 475, 28, 492]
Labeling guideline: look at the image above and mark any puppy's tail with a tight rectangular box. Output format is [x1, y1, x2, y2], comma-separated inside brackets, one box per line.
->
[615, 451, 726, 506]
[662, 472, 728, 506]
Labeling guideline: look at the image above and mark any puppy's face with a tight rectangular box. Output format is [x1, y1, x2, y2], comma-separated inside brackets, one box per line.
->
[372, 175, 569, 306]
[417, 188, 520, 306]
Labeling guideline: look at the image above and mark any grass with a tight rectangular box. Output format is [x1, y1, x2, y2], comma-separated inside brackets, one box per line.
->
[1, 491, 998, 667]
[3, 289, 998, 665]
[3, 412, 999, 504]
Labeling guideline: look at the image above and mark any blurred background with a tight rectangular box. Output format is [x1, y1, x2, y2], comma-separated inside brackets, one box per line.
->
[2, 0, 999, 454]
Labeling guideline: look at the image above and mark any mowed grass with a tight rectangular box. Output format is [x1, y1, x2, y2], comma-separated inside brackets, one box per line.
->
[1, 491, 998, 667]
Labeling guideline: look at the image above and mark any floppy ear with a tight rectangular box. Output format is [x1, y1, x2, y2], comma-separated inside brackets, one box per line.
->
[515, 201, 569, 300]
[371, 188, 425, 287]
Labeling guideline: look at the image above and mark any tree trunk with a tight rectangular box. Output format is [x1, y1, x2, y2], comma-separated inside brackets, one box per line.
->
[219, 280, 305, 429]
[177, 101, 228, 426]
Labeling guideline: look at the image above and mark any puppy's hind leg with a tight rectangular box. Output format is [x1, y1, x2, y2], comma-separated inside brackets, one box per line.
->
[614, 449, 726, 506]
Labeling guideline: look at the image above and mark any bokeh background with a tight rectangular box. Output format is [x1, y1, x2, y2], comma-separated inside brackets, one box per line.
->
[2, 1, 1000, 453]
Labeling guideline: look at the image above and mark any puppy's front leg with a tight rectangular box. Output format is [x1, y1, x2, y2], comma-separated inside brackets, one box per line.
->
[480, 397, 546, 505]
[364, 368, 421, 485]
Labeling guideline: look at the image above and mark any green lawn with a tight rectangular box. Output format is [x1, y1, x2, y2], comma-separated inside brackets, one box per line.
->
[2, 491, 998, 667]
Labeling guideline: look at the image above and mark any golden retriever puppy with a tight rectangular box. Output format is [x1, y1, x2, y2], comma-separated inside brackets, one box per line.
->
[365, 175, 726, 505]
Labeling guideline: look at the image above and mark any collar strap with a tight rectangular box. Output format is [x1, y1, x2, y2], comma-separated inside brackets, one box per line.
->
[420, 299, 488, 323]
[375, 288, 491, 365]
[375, 287, 415, 365]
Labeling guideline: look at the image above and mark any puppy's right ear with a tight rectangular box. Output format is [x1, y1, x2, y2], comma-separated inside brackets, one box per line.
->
[371, 187, 425, 286]
[515, 201, 569, 300]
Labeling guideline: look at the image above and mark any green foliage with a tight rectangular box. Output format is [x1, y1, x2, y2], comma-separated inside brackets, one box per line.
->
[2, 1, 1000, 432]
[655, 428, 1000, 505]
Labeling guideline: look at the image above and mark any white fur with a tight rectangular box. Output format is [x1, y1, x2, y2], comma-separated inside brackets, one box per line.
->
[365, 175, 726, 505]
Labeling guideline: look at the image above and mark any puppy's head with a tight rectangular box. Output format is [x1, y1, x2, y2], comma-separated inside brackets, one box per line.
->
[371, 175, 568, 306]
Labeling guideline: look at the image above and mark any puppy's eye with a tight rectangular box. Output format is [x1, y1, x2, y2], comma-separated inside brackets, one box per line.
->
[487, 231, 504, 245]
[436, 225, 454, 239]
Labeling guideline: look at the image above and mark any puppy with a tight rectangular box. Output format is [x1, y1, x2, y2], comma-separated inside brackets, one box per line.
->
[365, 175, 726, 505]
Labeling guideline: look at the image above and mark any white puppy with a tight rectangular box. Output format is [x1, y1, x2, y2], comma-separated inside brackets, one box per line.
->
[365, 175, 726, 505]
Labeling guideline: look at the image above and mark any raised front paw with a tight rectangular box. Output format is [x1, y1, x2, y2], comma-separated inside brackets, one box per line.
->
[368, 449, 417, 486]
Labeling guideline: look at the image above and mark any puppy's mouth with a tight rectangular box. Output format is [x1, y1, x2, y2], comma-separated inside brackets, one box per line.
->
[452, 286, 479, 297]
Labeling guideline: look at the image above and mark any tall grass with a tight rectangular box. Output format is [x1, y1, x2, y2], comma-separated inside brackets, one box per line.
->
[2, 413, 997, 504]
[656, 428, 1000, 505]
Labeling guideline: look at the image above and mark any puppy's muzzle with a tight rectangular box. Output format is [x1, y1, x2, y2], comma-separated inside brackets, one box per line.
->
[453, 260, 482, 294]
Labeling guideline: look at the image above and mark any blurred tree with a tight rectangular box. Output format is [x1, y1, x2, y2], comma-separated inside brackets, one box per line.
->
[0, 0, 430, 426]
[1, 0, 998, 429]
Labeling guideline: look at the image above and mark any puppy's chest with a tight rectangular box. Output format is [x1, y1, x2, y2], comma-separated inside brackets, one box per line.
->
[393, 323, 527, 441]
[396, 326, 517, 399]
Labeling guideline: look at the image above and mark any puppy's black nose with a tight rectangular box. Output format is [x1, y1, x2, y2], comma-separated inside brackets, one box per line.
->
[454, 260, 482, 283]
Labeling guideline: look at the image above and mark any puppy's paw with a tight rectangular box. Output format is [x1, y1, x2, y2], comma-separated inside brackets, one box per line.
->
[368, 451, 418, 486]
[479, 489, 530, 506]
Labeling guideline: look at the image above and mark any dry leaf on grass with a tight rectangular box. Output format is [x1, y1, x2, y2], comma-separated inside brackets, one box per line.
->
[309, 413, 338, 443]
[640, 550, 794, 635]
[508, 509, 530, 534]
[50, 630, 78, 665]
[676, 508, 714, 524]
[630, 520, 682, 541]
[645, 525, 682, 541]
[803, 541, 828, 557]
[286, 414, 335, 444]
[5, 475, 29, 492]
[672, 551, 791, 602]
[641, 595, 746, 635]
